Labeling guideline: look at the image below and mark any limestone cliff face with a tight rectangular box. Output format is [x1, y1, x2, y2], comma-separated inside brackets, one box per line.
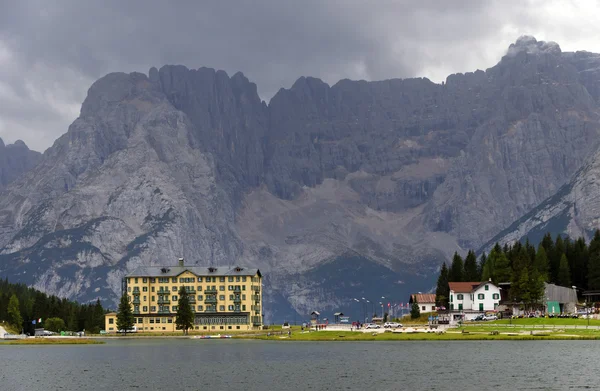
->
[3, 37, 600, 321]
[0, 139, 41, 188]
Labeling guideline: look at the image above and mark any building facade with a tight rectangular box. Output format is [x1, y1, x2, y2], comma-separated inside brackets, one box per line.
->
[449, 280, 501, 313]
[105, 259, 263, 332]
[409, 293, 436, 313]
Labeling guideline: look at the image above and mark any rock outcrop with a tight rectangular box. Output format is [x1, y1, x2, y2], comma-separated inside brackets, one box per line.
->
[0, 138, 41, 188]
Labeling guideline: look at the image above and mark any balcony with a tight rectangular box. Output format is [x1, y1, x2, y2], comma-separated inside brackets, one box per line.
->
[233, 297, 242, 303]
[204, 297, 217, 304]
[132, 298, 141, 305]
[158, 309, 171, 314]
[232, 287, 241, 292]
[204, 308, 217, 313]
[158, 298, 170, 304]
[188, 298, 196, 303]
[185, 289, 196, 295]
[132, 290, 141, 295]
[252, 295, 261, 302]
[204, 288, 218, 294]
[133, 310, 140, 315]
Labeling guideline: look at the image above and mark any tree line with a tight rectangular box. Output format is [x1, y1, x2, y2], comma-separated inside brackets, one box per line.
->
[0, 278, 105, 334]
[435, 230, 600, 309]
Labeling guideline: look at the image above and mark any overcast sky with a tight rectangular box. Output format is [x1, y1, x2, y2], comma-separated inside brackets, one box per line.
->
[1, 0, 600, 152]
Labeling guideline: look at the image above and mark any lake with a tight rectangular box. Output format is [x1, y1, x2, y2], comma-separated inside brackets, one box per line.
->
[0, 339, 596, 390]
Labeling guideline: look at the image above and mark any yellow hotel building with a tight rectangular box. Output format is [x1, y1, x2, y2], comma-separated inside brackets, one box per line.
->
[105, 259, 263, 333]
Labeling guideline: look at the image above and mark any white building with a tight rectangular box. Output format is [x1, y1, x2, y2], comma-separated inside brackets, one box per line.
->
[449, 280, 501, 314]
[409, 293, 437, 313]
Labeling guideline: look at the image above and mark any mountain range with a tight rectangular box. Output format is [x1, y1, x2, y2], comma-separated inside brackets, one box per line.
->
[2, 36, 600, 321]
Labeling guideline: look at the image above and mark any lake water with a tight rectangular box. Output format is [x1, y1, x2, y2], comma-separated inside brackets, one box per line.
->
[0, 339, 597, 390]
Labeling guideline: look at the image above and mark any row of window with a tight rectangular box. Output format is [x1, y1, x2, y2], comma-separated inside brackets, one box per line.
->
[451, 293, 500, 301]
[130, 285, 249, 293]
[133, 305, 248, 312]
[450, 303, 499, 310]
[130, 276, 250, 284]
[194, 316, 249, 325]
[130, 294, 246, 301]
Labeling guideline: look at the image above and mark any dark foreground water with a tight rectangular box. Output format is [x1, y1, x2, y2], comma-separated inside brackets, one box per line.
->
[0, 339, 597, 390]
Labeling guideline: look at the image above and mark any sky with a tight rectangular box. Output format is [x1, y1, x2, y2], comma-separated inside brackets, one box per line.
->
[1, 0, 600, 152]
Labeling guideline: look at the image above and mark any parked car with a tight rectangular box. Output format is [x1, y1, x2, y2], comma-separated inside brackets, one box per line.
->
[472, 315, 484, 321]
[483, 315, 498, 321]
[365, 323, 381, 329]
[383, 322, 402, 329]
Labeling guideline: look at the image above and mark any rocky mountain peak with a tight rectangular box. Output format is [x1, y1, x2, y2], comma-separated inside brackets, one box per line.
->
[507, 35, 562, 57]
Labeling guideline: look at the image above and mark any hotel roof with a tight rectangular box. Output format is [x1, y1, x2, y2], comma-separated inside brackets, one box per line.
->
[126, 265, 261, 278]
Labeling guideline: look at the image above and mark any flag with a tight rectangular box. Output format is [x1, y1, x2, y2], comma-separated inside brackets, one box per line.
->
[38, 318, 42, 323]
[32, 320, 36, 325]
[387, 302, 390, 307]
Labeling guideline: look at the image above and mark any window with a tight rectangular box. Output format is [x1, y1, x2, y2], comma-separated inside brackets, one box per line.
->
[242, 277, 247, 282]
[450, 295, 453, 302]
[242, 286, 246, 291]
[242, 305, 246, 311]
[492, 293, 499, 300]
[149, 318, 154, 324]
[197, 286, 201, 291]
[485, 285, 489, 291]
[151, 306, 156, 312]
[143, 278, 147, 283]
[421, 306, 426, 311]
[431, 306, 435, 311]
[143, 306, 148, 312]
[151, 296, 155, 302]
[138, 318, 142, 323]
[198, 295, 203, 300]
[479, 303, 484, 311]
[150, 278, 155, 283]
[198, 305, 203, 311]
[172, 278, 177, 283]
[229, 305, 234, 311]
[172, 296, 178, 301]
[135, 278, 138, 283]
[242, 294, 246, 300]
[143, 287, 148, 292]
[457, 294, 464, 300]
[172, 287, 177, 292]
[151, 287, 155, 292]
[109, 318, 114, 324]
[219, 295, 225, 301]
[172, 306, 178, 311]
[228, 276, 234, 282]
[143, 296, 147, 301]
[236, 276, 240, 282]
[128, 287, 131, 292]
[219, 286, 225, 291]
[219, 276, 225, 282]
[198, 277, 202, 282]
[458, 304, 463, 310]
[168, 318, 173, 323]
[450, 304, 454, 310]
[478, 294, 484, 300]
[219, 305, 225, 311]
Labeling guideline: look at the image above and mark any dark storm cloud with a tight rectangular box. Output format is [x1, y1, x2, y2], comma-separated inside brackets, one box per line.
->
[0, 0, 597, 151]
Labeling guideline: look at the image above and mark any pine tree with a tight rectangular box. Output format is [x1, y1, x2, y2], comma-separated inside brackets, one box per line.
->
[7, 294, 22, 329]
[449, 252, 464, 282]
[176, 287, 194, 335]
[588, 230, 600, 290]
[550, 235, 565, 283]
[116, 293, 134, 335]
[463, 250, 479, 281]
[410, 301, 420, 319]
[557, 254, 571, 287]
[493, 247, 512, 283]
[435, 262, 449, 308]
[478, 253, 487, 280]
[510, 247, 530, 302]
[533, 245, 549, 281]
[529, 267, 545, 308]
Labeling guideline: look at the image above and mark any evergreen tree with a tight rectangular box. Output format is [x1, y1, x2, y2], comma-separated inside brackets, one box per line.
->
[176, 287, 194, 335]
[7, 294, 22, 329]
[572, 237, 589, 290]
[493, 247, 512, 284]
[435, 262, 449, 308]
[588, 230, 600, 290]
[533, 245, 549, 281]
[410, 301, 420, 319]
[550, 235, 565, 283]
[510, 247, 530, 302]
[529, 267, 545, 308]
[463, 250, 479, 281]
[557, 254, 571, 287]
[478, 253, 487, 280]
[449, 252, 464, 282]
[116, 293, 134, 335]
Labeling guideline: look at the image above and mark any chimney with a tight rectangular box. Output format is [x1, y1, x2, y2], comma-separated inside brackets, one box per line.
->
[178, 258, 184, 267]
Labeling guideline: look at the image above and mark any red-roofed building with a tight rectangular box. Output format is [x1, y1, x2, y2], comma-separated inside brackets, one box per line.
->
[409, 293, 437, 313]
[449, 279, 501, 315]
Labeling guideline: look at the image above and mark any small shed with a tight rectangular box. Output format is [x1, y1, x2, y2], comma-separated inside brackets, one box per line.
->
[310, 311, 320, 325]
[333, 312, 344, 323]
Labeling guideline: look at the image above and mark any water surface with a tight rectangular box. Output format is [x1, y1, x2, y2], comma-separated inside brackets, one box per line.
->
[0, 339, 596, 390]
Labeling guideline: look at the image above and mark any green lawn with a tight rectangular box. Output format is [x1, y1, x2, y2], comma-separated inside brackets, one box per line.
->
[234, 329, 600, 341]
[490, 318, 600, 326]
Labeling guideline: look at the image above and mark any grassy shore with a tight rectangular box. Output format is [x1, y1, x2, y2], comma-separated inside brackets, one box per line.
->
[490, 318, 600, 326]
[234, 328, 600, 341]
[0, 338, 104, 345]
